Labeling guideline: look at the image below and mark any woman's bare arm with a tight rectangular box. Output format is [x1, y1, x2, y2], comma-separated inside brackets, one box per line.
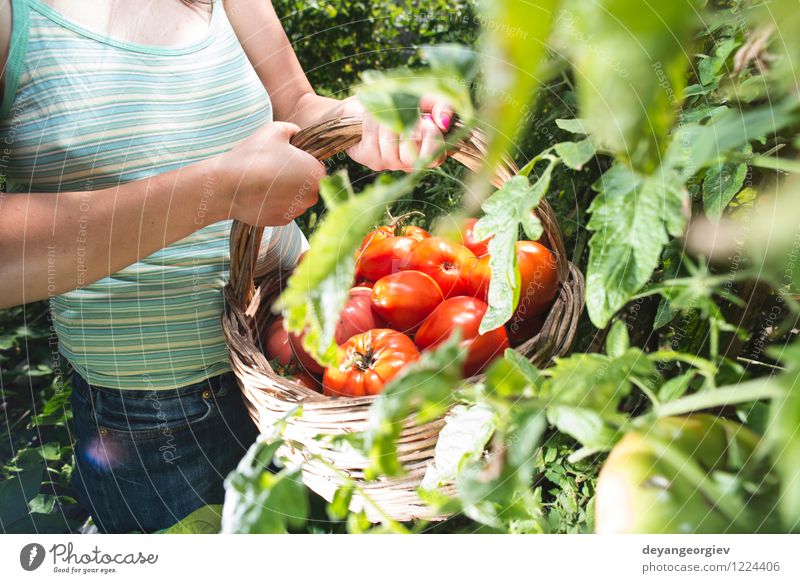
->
[0, 122, 325, 308]
[225, 0, 453, 171]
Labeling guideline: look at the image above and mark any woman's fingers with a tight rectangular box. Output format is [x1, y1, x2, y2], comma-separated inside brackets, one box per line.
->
[398, 123, 422, 170]
[378, 122, 403, 170]
[419, 95, 454, 133]
[419, 116, 447, 168]
[348, 111, 381, 169]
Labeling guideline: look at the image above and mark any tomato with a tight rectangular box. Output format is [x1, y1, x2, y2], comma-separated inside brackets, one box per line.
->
[465, 254, 490, 301]
[403, 237, 477, 298]
[515, 240, 559, 318]
[371, 271, 443, 335]
[292, 370, 322, 392]
[461, 218, 491, 257]
[263, 318, 293, 365]
[323, 329, 420, 397]
[506, 313, 544, 347]
[358, 224, 429, 253]
[415, 296, 509, 377]
[288, 329, 325, 375]
[335, 286, 385, 345]
[355, 236, 418, 281]
[354, 280, 375, 289]
[595, 415, 779, 534]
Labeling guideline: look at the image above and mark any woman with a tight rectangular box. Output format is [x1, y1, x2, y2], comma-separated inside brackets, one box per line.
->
[0, 0, 452, 532]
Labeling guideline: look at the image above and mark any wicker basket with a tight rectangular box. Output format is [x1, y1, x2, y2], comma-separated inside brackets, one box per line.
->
[223, 116, 585, 522]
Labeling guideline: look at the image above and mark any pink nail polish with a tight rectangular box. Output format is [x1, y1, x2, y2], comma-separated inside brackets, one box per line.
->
[440, 114, 451, 131]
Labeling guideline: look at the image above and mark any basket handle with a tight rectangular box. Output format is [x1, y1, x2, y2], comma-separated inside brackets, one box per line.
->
[228, 116, 568, 310]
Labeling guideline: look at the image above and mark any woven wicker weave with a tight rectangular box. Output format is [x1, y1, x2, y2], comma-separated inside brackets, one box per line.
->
[223, 116, 584, 522]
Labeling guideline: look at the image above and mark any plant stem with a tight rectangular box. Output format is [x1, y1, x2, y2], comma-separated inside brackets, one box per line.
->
[654, 378, 784, 418]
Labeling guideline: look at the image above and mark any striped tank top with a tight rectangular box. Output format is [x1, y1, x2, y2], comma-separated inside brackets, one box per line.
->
[0, 0, 306, 390]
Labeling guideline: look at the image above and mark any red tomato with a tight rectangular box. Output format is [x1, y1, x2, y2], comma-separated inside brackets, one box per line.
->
[515, 240, 559, 319]
[415, 296, 509, 377]
[288, 329, 325, 375]
[355, 236, 418, 281]
[506, 313, 545, 347]
[354, 280, 375, 289]
[323, 329, 420, 397]
[293, 370, 322, 392]
[461, 218, 491, 257]
[335, 286, 385, 345]
[358, 224, 429, 254]
[371, 271, 443, 335]
[263, 318, 293, 365]
[403, 237, 477, 298]
[402, 225, 431, 242]
[465, 255, 491, 301]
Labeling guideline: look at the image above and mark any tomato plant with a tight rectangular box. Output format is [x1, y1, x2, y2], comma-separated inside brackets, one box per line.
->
[323, 329, 420, 397]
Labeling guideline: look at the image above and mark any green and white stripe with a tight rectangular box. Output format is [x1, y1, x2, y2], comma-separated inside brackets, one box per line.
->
[0, 0, 305, 390]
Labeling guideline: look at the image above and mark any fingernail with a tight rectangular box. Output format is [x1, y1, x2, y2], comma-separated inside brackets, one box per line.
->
[439, 114, 451, 131]
[422, 113, 433, 121]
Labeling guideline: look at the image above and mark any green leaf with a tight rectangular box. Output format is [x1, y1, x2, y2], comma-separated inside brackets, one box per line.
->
[664, 100, 800, 178]
[546, 405, 619, 450]
[657, 371, 696, 402]
[0, 449, 45, 529]
[420, 43, 479, 81]
[555, 118, 588, 135]
[473, 166, 554, 333]
[605, 320, 630, 358]
[277, 172, 418, 366]
[559, 0, 702, 172]
[356, 68, 474, 134]
[364, 335, 465, 478]
[702, 159, 748, 219]
[221, 439, 309, 534]
[161, 505, 222, 534]
[586, 164, 687, 327]
[420, 404, 495, 491]
[479, 0, 559, 168]
[554, 139, 595, 170]
[327, 485, 354, 522]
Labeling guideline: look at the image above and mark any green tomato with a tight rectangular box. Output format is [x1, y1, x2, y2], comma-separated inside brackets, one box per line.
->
[595, 414, 778, 533]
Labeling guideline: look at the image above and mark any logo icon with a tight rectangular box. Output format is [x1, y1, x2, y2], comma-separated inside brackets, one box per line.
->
[20, 543, 46, 571]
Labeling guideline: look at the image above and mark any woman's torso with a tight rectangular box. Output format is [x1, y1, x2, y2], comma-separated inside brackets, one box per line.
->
[0, 0, 286, 390]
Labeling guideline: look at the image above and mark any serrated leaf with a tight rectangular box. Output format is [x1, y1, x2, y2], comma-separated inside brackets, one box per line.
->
[473, 166, 553, 334]
[162, 505, 222, 534]
[554, 139, 595, 170]
[585, 164, 687, 327]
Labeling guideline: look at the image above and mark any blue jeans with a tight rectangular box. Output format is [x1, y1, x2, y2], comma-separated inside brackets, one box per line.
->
[69, 371, 258, 533]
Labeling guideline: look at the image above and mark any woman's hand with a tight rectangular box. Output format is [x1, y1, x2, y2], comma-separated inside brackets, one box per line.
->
[216, 121, 326, 227]
[342, 97, 454, 172]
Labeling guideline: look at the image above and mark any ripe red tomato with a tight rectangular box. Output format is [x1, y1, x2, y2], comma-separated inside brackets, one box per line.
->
[335, 286, 385, 345]
[293, 370, 322, 392]
[465, 254, 491, 301]
[371, 271, 443, 335]
[403, 237, 477, 298]
[323, 329, 420, 397]
[461, 218, 491, 257]
[288, 329, 325, 375]
[515, 240, 559, 319]
[355, 235, 418, 281]
[415, 296, 509, 377]
[263, 318, 293, 365]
